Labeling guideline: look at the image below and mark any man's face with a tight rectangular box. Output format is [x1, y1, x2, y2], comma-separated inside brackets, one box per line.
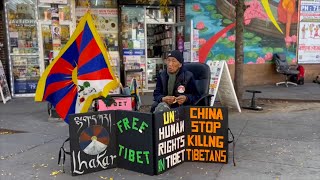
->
[166, 57, 182, 74]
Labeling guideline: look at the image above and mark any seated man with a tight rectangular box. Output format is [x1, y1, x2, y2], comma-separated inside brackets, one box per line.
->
[151, 50, 200, 113]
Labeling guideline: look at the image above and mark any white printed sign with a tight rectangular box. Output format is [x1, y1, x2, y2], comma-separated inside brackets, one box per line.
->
[298, 0, 320, 64]
[206, 60, 241, 112]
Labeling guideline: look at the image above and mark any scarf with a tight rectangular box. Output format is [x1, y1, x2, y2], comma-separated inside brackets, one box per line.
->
[167, 70, 179, 96]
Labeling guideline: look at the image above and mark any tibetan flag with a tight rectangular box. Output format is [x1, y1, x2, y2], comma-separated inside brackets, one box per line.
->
[35, 12, 119, 123]
[129, 78, 141, 110]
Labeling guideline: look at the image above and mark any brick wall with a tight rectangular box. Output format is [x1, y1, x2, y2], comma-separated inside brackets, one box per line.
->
[228, 64, 320, 86]
[178, 0, 185, 22]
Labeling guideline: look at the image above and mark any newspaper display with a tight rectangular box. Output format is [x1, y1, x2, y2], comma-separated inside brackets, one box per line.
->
[298, 0, 320, 64]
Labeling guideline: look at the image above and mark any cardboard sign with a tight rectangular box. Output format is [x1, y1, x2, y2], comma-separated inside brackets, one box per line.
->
[154, 107, 186, 174]
[185, 107, 228, 163]
[116, 111, 154, 175]
[0, 61, 11, 104]
[69, 111, 118, 176]
[98, 97, 132, 111]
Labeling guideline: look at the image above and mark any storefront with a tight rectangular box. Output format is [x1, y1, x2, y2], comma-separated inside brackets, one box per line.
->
[119, 0, 184, 92]
[4, 0, 74, 97]
[4, 0, 121, 97]
[3, 0, 183, 97]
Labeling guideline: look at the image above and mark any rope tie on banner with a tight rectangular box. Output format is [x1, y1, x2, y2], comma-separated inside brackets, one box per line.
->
[228, 128, 236, 166]
[86, 0, 91, 13]
[58, 138, 70, 173]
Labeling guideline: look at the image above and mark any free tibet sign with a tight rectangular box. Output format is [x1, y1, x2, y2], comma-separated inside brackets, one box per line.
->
[116, 110, 154, 175]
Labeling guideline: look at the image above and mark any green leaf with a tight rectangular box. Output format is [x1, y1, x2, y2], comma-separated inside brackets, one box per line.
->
[83, 81, 90, 88]
[243, 32, 255, 39]
[262, 47, 274, 54]
[207, 51, 214, 58]
[252, 36, 262, 42]
[273, 48, 284, 53]
[211, 13, 223, 19]
[214, 54, 227, 60]
[223, 19, 233, 24]
[219, 38, 231, 45]
[199, 27, 208, 32]
[205, 5, 215, 11]
[226, 42, 235, 48]
[245, 41, 258, 46]
[245, 51, 259, 58]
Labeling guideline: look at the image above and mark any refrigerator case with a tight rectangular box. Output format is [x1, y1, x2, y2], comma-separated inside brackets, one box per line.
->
[5, 1, 41, 96]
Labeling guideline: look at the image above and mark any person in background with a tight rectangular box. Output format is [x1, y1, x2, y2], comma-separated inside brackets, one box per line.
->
[151, 50, 200, 113]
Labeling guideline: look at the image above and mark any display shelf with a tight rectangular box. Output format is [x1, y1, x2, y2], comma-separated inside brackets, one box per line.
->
[38, 20, 72, 25]
[10, 53, 39, 56]
[5, 0, 41, 96]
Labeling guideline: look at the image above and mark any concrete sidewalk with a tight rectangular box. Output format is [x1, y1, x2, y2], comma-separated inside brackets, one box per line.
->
[140, 83, 320, 106]
[0, 83, 320, 180]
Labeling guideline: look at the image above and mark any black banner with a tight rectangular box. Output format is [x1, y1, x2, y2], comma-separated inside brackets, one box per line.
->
[154, 107, 186, 174]
[116, 111, 154, 175]
[185, 107, 228, 163]
[69, 111, 117, 176]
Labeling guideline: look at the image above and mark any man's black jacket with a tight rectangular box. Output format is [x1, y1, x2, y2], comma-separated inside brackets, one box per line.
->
[153, 66, 200, 108]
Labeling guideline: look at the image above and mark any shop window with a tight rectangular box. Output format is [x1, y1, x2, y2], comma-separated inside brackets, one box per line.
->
[146, 7, 175, 23]
[5, 0, 40, 95]
[121, 6, 146, 89]
[76, 0, 117, 8]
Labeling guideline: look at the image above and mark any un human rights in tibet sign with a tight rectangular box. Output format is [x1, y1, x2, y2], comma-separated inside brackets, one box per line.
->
[68, 106, 228, 176]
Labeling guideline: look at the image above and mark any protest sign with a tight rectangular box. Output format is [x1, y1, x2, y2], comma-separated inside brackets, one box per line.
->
[69, 111, 117, 176]
[154, 107, 186, 174]
[98, 97, 132, 111]
[185, 107, 228, 163]
[116, 111, 154, 175]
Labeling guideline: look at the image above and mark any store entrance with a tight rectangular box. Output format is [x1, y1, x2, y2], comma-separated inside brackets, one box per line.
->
[146, 24, 174, 91]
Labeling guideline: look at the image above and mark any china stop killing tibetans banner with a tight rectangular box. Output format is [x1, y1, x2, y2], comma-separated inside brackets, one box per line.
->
[185, 107, 228, 163]
[298, 0, 320, 64]
[68, 106, 228, 176]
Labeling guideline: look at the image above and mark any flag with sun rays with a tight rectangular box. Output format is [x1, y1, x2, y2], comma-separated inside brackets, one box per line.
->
[35, 12, 119, 123]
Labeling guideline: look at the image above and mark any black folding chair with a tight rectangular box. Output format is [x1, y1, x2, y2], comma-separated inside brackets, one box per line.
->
[184, 62, 213, 106]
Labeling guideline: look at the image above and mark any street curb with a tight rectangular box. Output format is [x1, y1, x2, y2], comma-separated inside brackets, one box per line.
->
[257, 98, 320, 103]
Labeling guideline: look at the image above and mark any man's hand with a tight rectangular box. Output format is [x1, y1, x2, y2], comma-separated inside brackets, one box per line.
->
[176, 95, 187, 105]
[162, 96, 176, 105]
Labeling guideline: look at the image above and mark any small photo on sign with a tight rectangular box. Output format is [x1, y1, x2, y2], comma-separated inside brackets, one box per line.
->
[69, 111, 117, 176]
[79, 125, 110, 155]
